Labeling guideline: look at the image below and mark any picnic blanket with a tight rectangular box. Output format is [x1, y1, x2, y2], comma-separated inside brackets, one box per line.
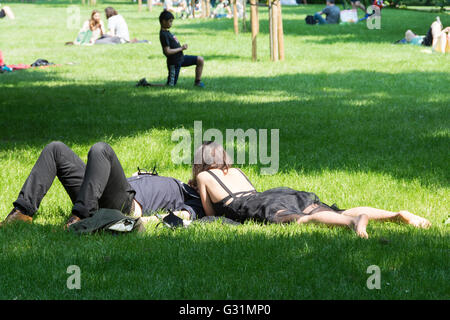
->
[1, 51, 59, 73]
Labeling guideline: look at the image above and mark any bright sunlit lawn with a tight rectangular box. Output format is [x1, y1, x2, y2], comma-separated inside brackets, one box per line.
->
[0, 1, 448, 299]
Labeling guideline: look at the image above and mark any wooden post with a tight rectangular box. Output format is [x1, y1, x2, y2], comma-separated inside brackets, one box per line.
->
[250, 0, 258, 61]
[233, 0, 239, 35]
[277, 1, 284, 61]
[206, 0, 211, 18]
[191, 0, 196, 18]
[269, 2, 273, 61]
[138, 0, 142, 12]
[201, 0, 206, 18]
[242, 0, 247, 32]
[147, 0, 153, 12]
[271, 0, 279, 61]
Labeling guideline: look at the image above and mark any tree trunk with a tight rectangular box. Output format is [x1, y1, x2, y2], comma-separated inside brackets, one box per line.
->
[271, 1, 279, 61]
[242, 0, 247, 32]
[250, 0, 258, 61]
[233, 0, 239, 34]
[277, 1, 284, 61]
[206, 0, 210, 17]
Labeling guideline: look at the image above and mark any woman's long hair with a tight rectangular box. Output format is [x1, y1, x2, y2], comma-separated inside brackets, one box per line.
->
[105, 7, 118, 19]
[89, 10, 103, 35]
[191, 141, 233, 188]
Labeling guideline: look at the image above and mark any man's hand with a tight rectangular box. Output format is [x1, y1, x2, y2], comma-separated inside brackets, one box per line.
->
[182, 43, 188, 50]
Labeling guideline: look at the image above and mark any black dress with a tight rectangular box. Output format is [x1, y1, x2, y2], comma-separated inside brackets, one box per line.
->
[206, 170, 336, 224]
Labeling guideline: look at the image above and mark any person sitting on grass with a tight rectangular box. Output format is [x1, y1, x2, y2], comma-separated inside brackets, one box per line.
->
[164, 0, 189, 19]
[94, 7, 130, 44]
[68, 10, 106, 46]
[0, 3, 14, 20]
[211, 0, 232, 19]
[0, 141, 204, 229]
[190, 141, 432, 239]
[136, 10, 205, 88]
[313, 0, 340, 25]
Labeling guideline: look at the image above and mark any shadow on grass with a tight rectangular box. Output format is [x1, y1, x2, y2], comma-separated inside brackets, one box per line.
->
[0, 220, 447, 299]
[0, 67, 448, 188]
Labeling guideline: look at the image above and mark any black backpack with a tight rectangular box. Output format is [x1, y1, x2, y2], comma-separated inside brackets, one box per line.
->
[30, 59, 54, 67]
[305, 15, 317, 25]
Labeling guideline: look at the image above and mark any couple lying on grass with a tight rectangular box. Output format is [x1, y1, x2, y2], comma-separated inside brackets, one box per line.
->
[1, 141, 431, 238]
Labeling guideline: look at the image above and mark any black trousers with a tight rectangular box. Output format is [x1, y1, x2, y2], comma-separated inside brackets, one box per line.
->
[13, 141, 135, 219]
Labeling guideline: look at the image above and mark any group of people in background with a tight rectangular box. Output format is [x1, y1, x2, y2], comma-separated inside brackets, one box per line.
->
[69, 7, 130, 45]
[164, 0, 245, 19]
[309, 0, 448, 53]
[311, 0, 382, 25]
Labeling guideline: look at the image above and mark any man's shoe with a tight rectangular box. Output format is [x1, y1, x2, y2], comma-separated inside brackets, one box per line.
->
[65, 215, 81, 230]
[136, 78, 151, 87]
[0, 208, 33, 227]
[194, 81, 205, 88]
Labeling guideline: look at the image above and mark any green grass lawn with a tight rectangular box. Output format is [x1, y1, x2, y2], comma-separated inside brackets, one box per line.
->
[0, 1, 449, 299]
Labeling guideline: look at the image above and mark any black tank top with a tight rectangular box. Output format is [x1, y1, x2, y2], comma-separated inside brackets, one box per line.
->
[206, 169, 321, 223]
[206, 169, 257, 217]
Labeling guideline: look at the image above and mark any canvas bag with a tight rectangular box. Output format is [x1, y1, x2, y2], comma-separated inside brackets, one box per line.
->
[68, 208, 144, 234]
[340, 9, 358, 23]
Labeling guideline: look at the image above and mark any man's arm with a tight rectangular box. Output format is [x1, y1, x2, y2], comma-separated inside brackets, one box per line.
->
[163, 44, 188, 56]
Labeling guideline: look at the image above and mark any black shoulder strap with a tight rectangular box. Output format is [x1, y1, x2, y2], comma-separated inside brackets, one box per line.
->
[206, 171, 234, 197]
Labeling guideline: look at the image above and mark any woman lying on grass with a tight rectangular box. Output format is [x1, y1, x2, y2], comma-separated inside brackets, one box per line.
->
[190, 141, 431, 239]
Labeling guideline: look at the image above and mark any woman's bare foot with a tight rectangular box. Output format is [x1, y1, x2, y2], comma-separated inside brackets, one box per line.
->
[351, 214, 369, 239]
[398, 211, 431, 229]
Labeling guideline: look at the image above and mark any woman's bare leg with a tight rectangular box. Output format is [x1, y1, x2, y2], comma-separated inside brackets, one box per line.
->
[433, 32, 447, 53]
[297, 211, 369, 239]
[3, 6, 15, 19]
[342, 207, 431, 228]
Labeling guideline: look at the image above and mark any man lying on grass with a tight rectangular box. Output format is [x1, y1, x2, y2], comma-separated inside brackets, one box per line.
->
[1, 142, 204, 229]
[190, 141, 432, 239]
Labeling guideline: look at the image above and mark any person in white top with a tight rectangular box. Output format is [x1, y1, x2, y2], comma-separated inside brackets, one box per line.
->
[164, 0, 188, 15]
[104, 7, 130, 43]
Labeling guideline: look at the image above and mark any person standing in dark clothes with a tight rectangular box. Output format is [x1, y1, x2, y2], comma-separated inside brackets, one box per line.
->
[159, 10, 205, 87]
[1, 141, 204, 229]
